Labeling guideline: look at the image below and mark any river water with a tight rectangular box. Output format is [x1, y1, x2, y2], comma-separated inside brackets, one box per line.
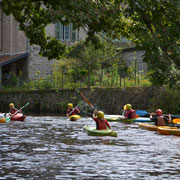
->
[0, 116, 180, 180]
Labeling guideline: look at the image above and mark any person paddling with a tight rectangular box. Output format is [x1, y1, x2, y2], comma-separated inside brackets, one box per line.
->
[123, 104, 136, 119]
[150, 109, 171, 126]
[92, 110, 111, 130]
[9, 103, 21, 115]
[66, 103, 80, 117]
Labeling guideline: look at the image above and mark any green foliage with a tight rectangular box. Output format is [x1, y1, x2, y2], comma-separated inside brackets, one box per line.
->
[149, 88, 180, 114]
[3, 0, 179, 86]
[23, 75, 53, 90]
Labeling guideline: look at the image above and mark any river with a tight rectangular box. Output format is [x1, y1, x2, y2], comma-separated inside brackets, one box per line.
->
[0, 116, 180, 179]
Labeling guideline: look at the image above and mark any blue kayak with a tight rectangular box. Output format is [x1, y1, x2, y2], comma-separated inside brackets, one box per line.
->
[133, 117, 152, 122]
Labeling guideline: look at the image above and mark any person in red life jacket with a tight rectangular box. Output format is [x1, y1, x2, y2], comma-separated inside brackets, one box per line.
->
[9, 103, 20, 115]
[92, 110, 111, 130]
[124, 104, 136, 119]
[150, 109, 171, 126]
[9, 103, 22, 116]
[66, 103, 80, 117]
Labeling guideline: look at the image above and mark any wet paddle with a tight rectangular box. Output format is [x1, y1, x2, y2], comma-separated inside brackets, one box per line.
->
[80, 92, 97, 111]
[136, 110, 149, 116]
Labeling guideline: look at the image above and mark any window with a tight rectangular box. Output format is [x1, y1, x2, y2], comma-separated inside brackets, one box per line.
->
[55, 22, 76, 42]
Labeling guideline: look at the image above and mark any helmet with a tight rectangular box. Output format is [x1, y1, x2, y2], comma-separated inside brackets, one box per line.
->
[156, 109, 163, 116]
[97, 111, 104, 119]
[9, 103, 14, 107]
[126, 104, 132, 110]
[123, 105, 127, 111]
[68, 103, 73, 109]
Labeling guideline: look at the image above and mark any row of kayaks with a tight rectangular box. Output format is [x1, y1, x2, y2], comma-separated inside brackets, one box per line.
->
[83, 122, 180, 138]
[0, 113, 26, 123]
[69, 114, 152, 123]
[69, 114, 164, 137]
[2, 113, 179, 137]
[139, 123, 180, 136]
[70, 115, 152, 137]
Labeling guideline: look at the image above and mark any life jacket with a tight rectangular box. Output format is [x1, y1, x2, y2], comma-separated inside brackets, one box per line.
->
[156, 116, 165, 126]
[67, 108, 77, 116]
[9, 108, 17, 114]
[129, 109, 136, 119]
[125, 109, 136, 119]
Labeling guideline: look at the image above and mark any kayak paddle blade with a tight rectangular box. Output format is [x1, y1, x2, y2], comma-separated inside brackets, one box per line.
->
[6, 117, 11, 122]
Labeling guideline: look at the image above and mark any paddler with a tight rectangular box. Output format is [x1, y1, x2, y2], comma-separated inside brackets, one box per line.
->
[66, 103, 80, 117]
[92, 110, 111, 130]
[150, 109, 171, 126]
[9, 103, 21, 115]
[123, 104, 136, 119]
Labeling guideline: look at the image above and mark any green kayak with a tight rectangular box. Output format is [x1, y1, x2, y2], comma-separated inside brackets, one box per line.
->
[83, 125, 117, 137]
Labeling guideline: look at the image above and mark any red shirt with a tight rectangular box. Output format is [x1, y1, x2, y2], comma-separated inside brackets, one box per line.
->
[124, 109, 136, 119]
[92, 116, 111, 130]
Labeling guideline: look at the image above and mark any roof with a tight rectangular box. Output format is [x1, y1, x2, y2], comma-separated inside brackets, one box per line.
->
[0, 52, 29, 67]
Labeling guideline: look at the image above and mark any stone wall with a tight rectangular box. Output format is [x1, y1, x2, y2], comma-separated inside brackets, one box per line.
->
[0, 87, 164, 115]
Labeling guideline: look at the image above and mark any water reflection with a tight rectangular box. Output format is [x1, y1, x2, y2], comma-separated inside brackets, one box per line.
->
[0, 116, 180, 179]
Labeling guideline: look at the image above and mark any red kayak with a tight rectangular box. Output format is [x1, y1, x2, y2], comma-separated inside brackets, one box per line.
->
[10, 113, 26, 121]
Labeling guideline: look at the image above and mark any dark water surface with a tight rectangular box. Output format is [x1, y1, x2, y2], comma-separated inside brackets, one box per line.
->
[1, 116, 180, 180]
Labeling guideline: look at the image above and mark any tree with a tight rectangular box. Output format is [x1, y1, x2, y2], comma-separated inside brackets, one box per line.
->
[3, 0, 180, 86]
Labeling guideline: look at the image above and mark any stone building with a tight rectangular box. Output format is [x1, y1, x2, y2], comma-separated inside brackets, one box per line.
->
[0, 2, 146, 87]
[0, 2, 87, 86]
[0, 1, 29, 87]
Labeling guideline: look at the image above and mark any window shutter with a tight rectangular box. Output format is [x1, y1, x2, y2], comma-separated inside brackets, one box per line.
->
[55, 23, 60, 40]
[72, 24, 76, 41]
[64, 25, 70, 41]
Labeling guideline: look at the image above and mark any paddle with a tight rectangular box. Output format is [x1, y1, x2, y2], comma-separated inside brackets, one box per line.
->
[67, 104, 80, 117]
[80, 92, 116, 131]
[136, 110, 148, 116]
[5, 102, 30, 122]
[80, 92, 97, 111]
[13, 102, 30, 115]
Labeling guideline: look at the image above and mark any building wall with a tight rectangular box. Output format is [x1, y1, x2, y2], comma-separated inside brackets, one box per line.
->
[27, 24, 87, 80]
[0, 3, 27, 55]
[28, 45, 56, 80]
[0, 3, 147, 81]
[121, 48, 147, 71]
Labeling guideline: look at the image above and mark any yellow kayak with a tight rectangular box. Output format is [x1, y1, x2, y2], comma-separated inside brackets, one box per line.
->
[69, 115, 81, 121]
[158, 127, 180, 136]
[138, 123, 177, 131]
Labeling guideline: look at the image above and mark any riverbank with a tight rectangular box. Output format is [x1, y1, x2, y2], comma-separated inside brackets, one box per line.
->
[0, 87, 179, 115]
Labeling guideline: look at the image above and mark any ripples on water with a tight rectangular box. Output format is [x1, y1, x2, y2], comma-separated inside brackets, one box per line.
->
[1, 116, 180, 179]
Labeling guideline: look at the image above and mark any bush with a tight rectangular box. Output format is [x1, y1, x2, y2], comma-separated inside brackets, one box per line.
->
[149, 88, 180, 114]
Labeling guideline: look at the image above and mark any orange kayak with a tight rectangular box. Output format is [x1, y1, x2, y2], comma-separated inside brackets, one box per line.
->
[158, 127, 180, 136]
[138, 123, 177, 131]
